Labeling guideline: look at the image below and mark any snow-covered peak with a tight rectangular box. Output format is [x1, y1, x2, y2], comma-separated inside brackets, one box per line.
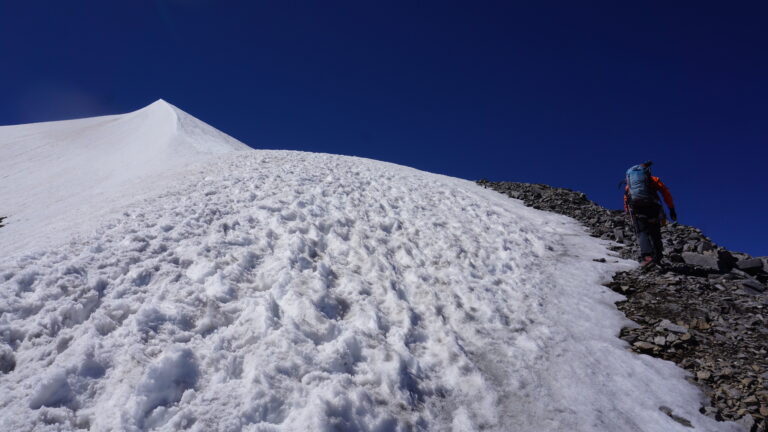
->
[0, 100, 251, 255]
[127, 99, 180, 136]
[127, 99, 249, 155]
[136, 98, 175, 113]
[142, 98, 174, 110]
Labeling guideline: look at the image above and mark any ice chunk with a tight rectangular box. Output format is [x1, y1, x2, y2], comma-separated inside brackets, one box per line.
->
[29, 370, 73, 409]
[128, 347, 198, 427]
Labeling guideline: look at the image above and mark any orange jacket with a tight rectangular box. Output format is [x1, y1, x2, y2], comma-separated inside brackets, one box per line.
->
[624, 176, 675, 212]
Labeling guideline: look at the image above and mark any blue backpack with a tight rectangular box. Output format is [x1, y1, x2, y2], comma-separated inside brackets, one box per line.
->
[625, 164, 656, 205]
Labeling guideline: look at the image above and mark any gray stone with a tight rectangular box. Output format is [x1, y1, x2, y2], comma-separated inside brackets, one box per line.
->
[742, 279, 766, 293]
[658, 319, 689, 334]
[697, 242, 715, 253]
[737, 258, 765, 272]
[731, 268, 750, 278]
[0, 346, 15, 374]
[659, 406, 693, 428]
[633, 341, 660, 352]
[613, 228, 624, 242]
[620, 333, 638, 344]
[682, 252, 720, 270]
[723, 385, 741, 398]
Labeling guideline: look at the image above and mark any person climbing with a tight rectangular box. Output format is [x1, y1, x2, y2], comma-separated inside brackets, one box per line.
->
[624, 161, 676, 267]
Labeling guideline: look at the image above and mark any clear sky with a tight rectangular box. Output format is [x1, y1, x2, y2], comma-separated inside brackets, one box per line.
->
[1, 1, 766, 256]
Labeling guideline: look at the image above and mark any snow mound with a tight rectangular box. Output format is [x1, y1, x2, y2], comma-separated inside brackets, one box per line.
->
[0, 100, 250, 255]
[0, 146, 741, 431]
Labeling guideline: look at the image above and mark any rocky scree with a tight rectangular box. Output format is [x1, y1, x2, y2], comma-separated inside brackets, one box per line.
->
[477, 180, 768, 432]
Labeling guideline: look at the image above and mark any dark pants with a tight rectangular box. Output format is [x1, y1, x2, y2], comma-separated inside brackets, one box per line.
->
[631, 202, 663, 262]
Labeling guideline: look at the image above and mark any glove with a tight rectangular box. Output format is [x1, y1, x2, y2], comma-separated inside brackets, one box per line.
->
[669, 208, 677, 221]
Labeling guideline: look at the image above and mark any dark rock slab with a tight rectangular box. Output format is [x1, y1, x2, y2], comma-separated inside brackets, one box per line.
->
[741, 278, 766, 293]
[737, 258, 764, 271]
[682, 252, 721, 271]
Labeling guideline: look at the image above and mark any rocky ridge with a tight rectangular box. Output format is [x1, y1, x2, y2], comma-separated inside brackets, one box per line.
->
[477, 180, 768, 432]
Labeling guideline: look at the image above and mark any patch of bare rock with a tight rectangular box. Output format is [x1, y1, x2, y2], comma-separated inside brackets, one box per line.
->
[478, 180, 768, 432]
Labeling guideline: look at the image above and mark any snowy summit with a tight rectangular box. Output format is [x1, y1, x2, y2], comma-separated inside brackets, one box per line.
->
[0, 102, 740, 431]
[0, 100, 249, 254]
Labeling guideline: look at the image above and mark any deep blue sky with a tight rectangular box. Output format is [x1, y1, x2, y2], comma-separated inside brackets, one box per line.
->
[1, 1, 766, 256]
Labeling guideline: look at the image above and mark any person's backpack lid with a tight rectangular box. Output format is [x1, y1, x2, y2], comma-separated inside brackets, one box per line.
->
[626, 163, 654, 201]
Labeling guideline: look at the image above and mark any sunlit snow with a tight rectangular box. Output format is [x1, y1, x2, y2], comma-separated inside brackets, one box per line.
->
[0, 102, 741, 431]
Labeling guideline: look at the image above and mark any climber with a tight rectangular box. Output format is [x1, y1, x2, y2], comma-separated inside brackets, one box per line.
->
[624, 161, 676, 267]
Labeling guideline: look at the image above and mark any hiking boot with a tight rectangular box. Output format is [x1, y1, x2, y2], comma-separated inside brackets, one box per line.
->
[640, 256, 655, 268]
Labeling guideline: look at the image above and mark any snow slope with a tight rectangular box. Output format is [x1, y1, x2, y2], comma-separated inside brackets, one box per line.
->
[0, 104, 741, 431]
[0, 100, 250, 255]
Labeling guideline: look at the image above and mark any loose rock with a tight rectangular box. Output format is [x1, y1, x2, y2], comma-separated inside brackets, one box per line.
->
[738, 258, 765, 272]
[682, 252, 722, 271]
[477, 180, 768, 430]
